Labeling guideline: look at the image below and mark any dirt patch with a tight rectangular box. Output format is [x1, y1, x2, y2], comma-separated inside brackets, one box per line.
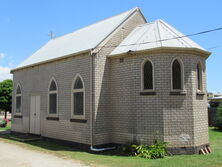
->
[0, 141, 90, 167]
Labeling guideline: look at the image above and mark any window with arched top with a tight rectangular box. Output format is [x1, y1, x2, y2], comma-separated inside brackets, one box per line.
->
[142, 59, 154, 91]
[172, 59, 184, 90]
[72, 74, 85, 118]
[48, 78, 58, 115]
[197, 62, 203, 91]
[15, 84, 22, 113]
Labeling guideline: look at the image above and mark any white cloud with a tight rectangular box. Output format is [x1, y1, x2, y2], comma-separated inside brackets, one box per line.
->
[0, 53, 13, 81]
[0, 66, 12, 81]
[0, 53, 5, 60]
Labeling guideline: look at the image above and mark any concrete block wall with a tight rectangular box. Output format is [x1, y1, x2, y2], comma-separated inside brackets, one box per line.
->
[92, 10, 146, 145]
[191, 56, 209, 147]
[109, 53, 209, 149]
[12, 53, 92, 145]
[161, 54, 195, 147]
[109, 54, 164, 145]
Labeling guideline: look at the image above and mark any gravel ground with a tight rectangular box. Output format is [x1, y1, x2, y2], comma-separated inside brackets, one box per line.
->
[0, 141, 90, 167]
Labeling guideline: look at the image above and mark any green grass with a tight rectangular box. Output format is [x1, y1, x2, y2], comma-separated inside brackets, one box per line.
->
[0, 121, 11, 131]
[0, 128, 222, 167]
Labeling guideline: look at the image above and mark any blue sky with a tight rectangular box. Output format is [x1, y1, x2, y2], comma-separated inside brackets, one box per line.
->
[0, 0, 221, 92]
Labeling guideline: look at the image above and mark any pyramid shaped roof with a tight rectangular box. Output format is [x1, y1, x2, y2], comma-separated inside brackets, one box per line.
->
[110, 19, 210, 56]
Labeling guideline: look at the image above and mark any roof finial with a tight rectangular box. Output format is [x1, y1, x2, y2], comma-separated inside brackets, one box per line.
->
[48, 31, 56, 39]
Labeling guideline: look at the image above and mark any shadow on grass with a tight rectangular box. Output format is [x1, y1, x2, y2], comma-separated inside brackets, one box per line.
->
[0, 133, 124, 157]
[210, 127, 222, 132]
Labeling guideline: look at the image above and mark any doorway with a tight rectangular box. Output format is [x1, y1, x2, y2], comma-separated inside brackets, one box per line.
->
[30, 95, 41, 135]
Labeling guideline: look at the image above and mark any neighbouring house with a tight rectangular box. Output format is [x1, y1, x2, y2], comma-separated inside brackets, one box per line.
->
[11, 7, 211, 154]
[208, 92, 222, 100]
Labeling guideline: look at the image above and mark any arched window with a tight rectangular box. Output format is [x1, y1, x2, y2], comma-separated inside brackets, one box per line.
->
[15, 84, 22, 113]
[197, 62, 203, 91]
[48, 78, 58, 114]
[72, 74, 85, 118]
[172, 59, 183, 90]
[142, 59, 154, 90]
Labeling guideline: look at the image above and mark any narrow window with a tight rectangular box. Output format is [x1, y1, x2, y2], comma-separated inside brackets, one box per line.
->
[48, 79, 58, 114]
[143, 60, 153, 90]
[15, 85, 22, 113]
[72, 75, 84, 117]
[197, 62, 203, 91]
[172, 59, 183, 90]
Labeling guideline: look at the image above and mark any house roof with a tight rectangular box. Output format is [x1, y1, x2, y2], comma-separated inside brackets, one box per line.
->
[13, 7, 142, 71]
[212, 96, 222, 100]
[110, 19, 209, 56]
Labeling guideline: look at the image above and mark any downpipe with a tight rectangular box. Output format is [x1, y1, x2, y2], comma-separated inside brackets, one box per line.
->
[90, 49, 116, 152]
[90, 146, 116, 152]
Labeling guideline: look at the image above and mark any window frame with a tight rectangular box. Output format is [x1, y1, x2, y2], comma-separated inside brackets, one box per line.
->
[171, 58, 185, 92]
[141, 58, 155, 92]
[71, 74, 85, 119]
[47, 77, 58, 117]
[196, 61, 203, 91]
[15, 83, 22, 115]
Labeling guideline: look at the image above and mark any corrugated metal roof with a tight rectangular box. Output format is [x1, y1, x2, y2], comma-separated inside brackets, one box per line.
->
[110, 19, 206, 56]
[212, 96, 222, 100]
[14, 7, 139, 70]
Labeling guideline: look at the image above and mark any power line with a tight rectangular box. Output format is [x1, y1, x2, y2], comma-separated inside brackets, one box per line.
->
[97, 27, 222, 49]
[207, 45, 222, 50]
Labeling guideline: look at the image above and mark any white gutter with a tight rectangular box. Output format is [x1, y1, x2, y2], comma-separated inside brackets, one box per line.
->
[109, 47, 211, 58]
[89, 49, 115, 152]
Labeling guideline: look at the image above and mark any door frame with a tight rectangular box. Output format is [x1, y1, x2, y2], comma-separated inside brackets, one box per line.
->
[29, 94, 41, 135]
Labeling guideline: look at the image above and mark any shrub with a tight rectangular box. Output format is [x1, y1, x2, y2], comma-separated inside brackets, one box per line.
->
[214, 104, 222, 130]
[121, 140, 167, 159]
[0, 118, 8, 128]
[148, 140, 168, 159]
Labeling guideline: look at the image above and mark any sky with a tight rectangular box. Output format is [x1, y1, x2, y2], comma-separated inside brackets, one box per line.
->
[0, 0, 221, 92]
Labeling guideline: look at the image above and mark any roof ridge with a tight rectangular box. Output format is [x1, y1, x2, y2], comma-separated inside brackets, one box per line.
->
[52, 7, 139, 41]
[158, 19, 195, 47]
[130, 22, 155, 51]
[156, 20, 163, 47]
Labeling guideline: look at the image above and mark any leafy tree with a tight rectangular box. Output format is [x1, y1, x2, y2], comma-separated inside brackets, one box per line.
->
[214, 104, 222, 130]
[0, 79, 12, 118]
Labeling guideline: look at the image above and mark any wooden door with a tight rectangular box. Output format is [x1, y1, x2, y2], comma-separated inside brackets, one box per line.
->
[30, 96, 41, 134]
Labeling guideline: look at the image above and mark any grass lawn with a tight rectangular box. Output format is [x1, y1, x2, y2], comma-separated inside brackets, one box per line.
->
[0, 128, 222, 167]
[0, 121, 11, 131]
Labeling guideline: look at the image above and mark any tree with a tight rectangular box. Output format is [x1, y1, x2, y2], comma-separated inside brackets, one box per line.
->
[0, 79, 12, 119]
[214, 104, 222, 130]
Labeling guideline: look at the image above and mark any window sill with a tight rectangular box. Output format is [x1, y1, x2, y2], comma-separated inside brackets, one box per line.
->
[46, 117, 59, 121]
[196, 91, 205, 95]
[140, 91, 156, 95]
[170, 91, 186, 95]
[70, 119, 87, 123]
[14, 115, 23, 118]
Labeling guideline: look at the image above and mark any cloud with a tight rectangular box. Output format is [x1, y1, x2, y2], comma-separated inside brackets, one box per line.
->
[0, 53, 5, 60]
[0, 66, 12, 81]
[0, 53, 13, 81]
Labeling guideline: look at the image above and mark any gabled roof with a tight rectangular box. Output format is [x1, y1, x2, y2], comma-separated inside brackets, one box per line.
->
[110, 19, 210, 56]
[13, 7, 143, 71]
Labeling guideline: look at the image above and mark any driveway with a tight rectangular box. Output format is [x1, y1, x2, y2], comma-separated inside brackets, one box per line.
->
[0, 141, 89, 167]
